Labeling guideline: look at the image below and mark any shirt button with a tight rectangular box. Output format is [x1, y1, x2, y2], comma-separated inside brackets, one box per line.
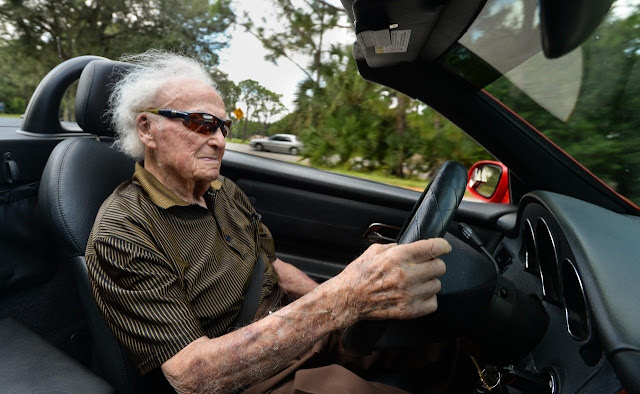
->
[225, 235, 231, 242]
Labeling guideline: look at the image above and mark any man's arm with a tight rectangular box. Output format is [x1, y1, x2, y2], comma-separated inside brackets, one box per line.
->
[161, 238, 449, 393]
[272, 258, 318, 298]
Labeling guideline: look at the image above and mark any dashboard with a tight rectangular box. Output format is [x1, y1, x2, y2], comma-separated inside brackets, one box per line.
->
[489, 191, 640, 393]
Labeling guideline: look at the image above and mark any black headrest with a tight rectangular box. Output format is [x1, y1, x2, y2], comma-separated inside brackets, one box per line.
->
[75, 60, 134, 138]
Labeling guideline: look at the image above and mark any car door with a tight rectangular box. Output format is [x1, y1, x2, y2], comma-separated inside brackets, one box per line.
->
[266, 135, 283, 153]
[221, 149, 513, 281]
[277, 136, 292, 153]
[261, 136, 275, 152]
[0, 117, 92, 359]
[220, 150, 420, 280]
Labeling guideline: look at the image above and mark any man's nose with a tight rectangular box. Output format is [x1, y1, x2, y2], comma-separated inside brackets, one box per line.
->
[207, 132, 226, 147]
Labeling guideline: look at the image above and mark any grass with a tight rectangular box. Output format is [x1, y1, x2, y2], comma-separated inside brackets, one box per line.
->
[307, 165, 430, 191]
[230, 139, 431, 190]
[0, 113, 22, 118]
[318, 166, 476, 197]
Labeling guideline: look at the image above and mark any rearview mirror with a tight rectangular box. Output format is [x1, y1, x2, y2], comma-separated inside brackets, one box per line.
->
[467, 161, 510, 203]
[540, 0, 614, 58]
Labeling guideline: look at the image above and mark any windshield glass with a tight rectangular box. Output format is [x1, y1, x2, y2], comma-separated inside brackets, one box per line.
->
[443, 0, 640, 207]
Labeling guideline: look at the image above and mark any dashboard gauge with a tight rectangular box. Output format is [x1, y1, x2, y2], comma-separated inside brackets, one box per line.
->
[523, 218, 538, 274]
[562, 258, 590, 341]
[536, 218, 561, 304]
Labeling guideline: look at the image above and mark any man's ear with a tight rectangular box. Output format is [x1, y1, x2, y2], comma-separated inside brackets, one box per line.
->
[136, 113, 157, 149]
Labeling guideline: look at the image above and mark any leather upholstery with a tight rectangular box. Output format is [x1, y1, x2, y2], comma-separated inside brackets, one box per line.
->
[398, 160, 468, 243]
[75, 59, 134, 138]
[39, 138, 136, 258]
[0, 318, 114, 393]
[21, 56, 105, 135]
[39, 59, 142, 393]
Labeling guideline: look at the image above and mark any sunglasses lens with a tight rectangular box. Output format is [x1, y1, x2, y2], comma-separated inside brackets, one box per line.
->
[184, 113, 229, 138]
[223, 121, 231, 137]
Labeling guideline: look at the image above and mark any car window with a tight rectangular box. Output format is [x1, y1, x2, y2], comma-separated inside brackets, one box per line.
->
[267, 110, 492, 194]
[298, 107, 493, 193]
[440, 0, 640, 207]
[0, 0, 493, 198]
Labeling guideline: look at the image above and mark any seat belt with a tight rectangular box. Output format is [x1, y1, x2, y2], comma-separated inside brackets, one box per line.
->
[232, 254, 265, 327]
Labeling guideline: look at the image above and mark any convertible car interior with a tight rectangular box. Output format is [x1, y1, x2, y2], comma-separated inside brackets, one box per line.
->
[0, 0, 638, 393]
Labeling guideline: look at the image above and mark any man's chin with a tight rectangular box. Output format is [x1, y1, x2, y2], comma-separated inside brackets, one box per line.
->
[196, 169, 221, 183]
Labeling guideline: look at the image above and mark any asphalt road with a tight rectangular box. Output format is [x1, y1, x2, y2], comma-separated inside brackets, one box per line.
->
[226, 142, 308, 164]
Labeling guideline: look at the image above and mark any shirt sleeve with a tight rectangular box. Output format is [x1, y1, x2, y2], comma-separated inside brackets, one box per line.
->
[86, 232, 205, 375]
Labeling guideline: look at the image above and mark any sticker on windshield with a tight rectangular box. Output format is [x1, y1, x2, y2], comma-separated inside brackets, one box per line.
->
[375, 30, 411, 54]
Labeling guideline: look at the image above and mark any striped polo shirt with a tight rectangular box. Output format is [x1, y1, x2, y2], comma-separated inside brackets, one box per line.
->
[85, 162, 279, 374]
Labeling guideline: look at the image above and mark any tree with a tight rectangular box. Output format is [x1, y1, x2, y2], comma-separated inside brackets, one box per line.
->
[237, 79, 286, 139]
[286, 44, 491, 176]
[239, 0, 349, 89]
[483, 5, 640, 202]
[210, 68, 241, 113]
[244, 1, 491, 180]
[0, 0, 235, 115]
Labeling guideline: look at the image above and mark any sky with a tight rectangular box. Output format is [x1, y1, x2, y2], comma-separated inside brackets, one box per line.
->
[216, 0, 305, 113]
[216, 0, 352, 114]
[217, 25, 305, 112]
[216, 0, 639, 116]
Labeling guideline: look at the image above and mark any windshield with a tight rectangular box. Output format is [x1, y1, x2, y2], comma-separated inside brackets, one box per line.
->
[442, 0, 640, 207]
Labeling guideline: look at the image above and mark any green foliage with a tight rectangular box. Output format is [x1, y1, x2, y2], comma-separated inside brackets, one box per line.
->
[235, 80, 286, 140]
[211, 68, 241, 111]
[243, 1, 492, 182]
[283, 46, 492, 179]
[231, 119, 269, 139]
[6, 97, 26, 114]
[0, 0, 235, 114]
[0, 0, 233, 64]
[484, 5, 640, 204]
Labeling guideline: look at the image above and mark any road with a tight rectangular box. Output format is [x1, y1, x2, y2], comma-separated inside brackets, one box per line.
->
[226, 142, 309, 165]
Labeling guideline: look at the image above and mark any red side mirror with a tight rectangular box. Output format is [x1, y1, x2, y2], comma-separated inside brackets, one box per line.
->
[467, 161, 510, 203]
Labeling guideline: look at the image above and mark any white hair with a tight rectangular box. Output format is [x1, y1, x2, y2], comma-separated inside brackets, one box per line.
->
[109, 49, 218, 159]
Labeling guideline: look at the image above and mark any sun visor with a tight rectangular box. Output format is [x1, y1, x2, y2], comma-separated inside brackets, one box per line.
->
[343, 0, 486, 68]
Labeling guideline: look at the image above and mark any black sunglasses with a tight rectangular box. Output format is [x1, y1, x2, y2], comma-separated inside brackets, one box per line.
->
[138, 108, 231, 138]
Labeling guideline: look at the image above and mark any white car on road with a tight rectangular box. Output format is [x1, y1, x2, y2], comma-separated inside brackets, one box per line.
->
[249, 134, 303, 155]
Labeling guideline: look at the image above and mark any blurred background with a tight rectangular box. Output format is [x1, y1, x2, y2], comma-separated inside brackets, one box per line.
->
[1, 0, 638, 194]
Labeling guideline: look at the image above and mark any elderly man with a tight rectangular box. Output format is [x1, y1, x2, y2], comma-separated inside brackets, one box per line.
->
[85, 50, 451, 393]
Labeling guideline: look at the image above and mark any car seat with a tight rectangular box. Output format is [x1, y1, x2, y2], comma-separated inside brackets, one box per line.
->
[38, 58, 141, 393]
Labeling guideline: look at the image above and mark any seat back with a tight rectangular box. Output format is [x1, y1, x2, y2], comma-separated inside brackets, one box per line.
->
[39, 138, 136, 257]
[38, 59, 141, 393]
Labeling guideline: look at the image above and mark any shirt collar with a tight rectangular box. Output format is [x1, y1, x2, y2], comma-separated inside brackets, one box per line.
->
[132, 162, 223, 209]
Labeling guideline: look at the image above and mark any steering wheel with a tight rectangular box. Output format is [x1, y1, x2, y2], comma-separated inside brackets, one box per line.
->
[342, 161, 493, 351]
[395, 160, 468, 245]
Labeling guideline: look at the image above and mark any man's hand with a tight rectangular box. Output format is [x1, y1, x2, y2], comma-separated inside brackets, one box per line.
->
[334, 238, 449, 323]
[162, 238, 450, 393]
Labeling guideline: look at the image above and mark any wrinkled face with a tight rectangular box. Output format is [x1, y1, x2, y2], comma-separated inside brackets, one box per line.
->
[140, 78, 227, 185]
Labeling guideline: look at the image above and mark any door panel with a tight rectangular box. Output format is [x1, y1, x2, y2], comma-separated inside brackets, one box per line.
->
[0, 128, 88, 360]
[237, 178, 412, 280]
[221, 151, 419, 280]
[221, 151, 517, 281]
[0, 130, 65, 293]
